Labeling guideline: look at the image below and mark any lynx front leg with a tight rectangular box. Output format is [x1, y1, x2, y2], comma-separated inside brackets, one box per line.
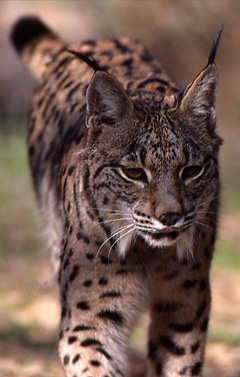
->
[147, 254, 211, 377]
[58, 247, 146, 377]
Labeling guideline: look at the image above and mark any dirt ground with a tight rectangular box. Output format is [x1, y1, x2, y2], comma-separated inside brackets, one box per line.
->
[0, 260, 239, 377]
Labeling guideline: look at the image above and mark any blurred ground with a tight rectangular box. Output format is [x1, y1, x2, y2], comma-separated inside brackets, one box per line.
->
[0, 1, 240, 376]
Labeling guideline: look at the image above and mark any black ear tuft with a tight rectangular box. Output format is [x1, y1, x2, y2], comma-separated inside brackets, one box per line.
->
[207, 25, 224, 66]
[10, 16, 57, 55]
[66, 49, 102, 72]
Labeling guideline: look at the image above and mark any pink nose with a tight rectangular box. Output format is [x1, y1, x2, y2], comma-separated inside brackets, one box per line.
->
[158, 212, 181, 226]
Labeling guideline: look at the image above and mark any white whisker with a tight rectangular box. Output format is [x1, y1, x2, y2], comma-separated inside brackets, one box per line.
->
[198, 195, 220, 208]
[108, 225, 135, 260]
[194, 221, 215, 232]
[92, 207, 128, 214]
[94, 224, 134, 263]
[99, 217, 132, 225]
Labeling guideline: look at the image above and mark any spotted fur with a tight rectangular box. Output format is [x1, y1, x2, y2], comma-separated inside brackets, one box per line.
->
[11, 16, 223, 377]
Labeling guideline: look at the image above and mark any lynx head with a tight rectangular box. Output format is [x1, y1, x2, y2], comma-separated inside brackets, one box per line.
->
[79, 29, 223, 258]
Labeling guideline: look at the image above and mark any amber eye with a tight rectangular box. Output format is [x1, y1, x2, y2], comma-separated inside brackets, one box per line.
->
[121, 167, 146, 181]
[181, 165, 203, 181]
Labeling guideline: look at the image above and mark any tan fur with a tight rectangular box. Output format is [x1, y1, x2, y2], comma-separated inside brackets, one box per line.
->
[12, 17, 222, 377]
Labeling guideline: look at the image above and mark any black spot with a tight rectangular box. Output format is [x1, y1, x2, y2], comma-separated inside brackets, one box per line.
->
[67, 82, 82, 100]
[81, 338, 102, 347]
[63, 258, 69, 270]
[116, 268, 132, 274]
[72, 354, 81, 364]
[83, 279, 93, 287]
[195, 299, 207, 321]
[84, 39, 96, 46]
[154, 301, 181, 312]
[97, 310, 123, 325]
[180, 257, 189, 266]
[141, 54, 154, 62]
[83, 166, 90, 192]
[170, 322, 194, 333]
[61, 306, 67, 319]
[199, 279, 207, 291]
[63, 80, 74, 89]
[76, 301, 90, 310]
[200, 317, 209, 332]
[183, 279, 198, 289]
[63, 236, 69, 252]
[86, 252, 94, 260]
[69, 102, 78, 113]
[137, 77, 168, 90]
[77, 232, 90, 244]
[116, 368, 124, 376]
[113, 39, 130, 53]
[156, 361, 162, 375]
[68, 166, 75, 176]
[98, 277, 108, 286]
[192, 262, 201, 270]
[163, 271, 179, 280]
[29, 145, 35, 156]
[62, 177, 67, 202]
[69, 265, 80, 282]
[156, 85, 166, 93]
[73, 325, 95, 331]
[63, 355, 70, 365]
[100, 291, 121, 299]
[68, 248, 74, 258]
[159, 335, 185, 356]
[63, 284, 68, 303]
[52, 57, 73, 74]
[119, 257, 127, 266]
[96, 347, 112, 360]
[87, 209, 94, 220]
[191, 361, 202, 376]
[205, 246, 211, 259]
[191, 341, 200, 354]
[103, 196, 109, 205]
[148, 340, 158, 360]
[100, 255, 112, 264]
[90, 359, 101, 367]
[121, 57, 133, 67]
[59, 329, 63, 340]
[68, 336, 78, 344]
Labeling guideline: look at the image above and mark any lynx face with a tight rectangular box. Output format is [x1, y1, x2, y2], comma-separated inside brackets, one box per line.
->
[83, 73, 221, 257]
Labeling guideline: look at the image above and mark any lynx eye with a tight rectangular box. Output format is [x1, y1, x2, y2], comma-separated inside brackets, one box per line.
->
[181, 165, 204, 181]
[121, 167, 146, 181]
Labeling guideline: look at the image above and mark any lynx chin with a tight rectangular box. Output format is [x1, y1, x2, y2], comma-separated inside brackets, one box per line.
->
[11, 17, 223, 377]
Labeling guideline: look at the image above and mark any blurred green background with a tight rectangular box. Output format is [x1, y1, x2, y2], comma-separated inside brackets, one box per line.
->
[0, 1, 239, 376]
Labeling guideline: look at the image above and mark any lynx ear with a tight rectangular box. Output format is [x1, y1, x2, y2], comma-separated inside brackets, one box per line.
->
[86, 71, 133, 127]
[178, 65, 217, 127]
[177, 26, 223, 129]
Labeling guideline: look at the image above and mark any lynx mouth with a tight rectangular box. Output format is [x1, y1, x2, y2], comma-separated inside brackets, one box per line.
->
[140, 225, 191, 244]
[153, 231, 179, 240]
[143, 230, 179, 241]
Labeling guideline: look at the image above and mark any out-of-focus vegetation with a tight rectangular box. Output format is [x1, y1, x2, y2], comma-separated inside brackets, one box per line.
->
[0, 1, 240, 376]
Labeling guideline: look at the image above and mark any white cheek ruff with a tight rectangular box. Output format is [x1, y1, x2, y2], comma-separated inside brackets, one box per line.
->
[117, 229, 136, 257]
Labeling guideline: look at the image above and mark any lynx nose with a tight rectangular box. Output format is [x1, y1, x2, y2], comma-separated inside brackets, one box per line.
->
[159, 212, 181, 227]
